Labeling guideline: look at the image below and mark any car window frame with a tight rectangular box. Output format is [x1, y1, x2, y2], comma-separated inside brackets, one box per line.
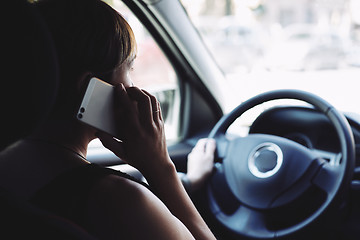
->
[121, 0, 224, 138]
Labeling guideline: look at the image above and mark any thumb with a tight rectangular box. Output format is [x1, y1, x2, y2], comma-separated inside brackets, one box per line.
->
[96, 132, 126, 160]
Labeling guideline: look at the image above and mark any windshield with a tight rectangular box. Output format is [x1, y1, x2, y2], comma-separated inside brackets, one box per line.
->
[182, 0, 360, 114]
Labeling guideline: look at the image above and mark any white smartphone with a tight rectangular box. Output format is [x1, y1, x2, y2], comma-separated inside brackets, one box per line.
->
[76, 77, 117, 136]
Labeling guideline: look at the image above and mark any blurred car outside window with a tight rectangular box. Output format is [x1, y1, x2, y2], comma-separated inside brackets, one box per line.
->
[181, 0, 360, 135]
[181, 0, 360, 109]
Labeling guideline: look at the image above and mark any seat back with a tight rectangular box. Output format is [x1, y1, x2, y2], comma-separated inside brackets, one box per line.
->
[1, 0, 58, 150]
[0, 1, 96, 239]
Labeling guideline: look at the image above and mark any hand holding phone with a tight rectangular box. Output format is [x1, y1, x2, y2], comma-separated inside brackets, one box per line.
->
[96, 85, 171, 175]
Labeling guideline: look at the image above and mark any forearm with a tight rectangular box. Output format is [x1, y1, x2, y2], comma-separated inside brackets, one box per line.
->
[142, 160, 216, 240]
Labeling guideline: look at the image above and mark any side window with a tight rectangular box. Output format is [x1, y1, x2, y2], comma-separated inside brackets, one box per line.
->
[89, 1, 180, 150]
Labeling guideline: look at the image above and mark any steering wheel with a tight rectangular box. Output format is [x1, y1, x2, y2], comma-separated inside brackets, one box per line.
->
[207, 90, 355, 239]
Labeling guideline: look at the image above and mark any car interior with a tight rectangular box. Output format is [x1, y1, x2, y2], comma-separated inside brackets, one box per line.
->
[3, 0, 360, 239]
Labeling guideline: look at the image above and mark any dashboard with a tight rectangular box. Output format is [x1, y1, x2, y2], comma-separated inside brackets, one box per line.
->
[248, 106, 360, 167]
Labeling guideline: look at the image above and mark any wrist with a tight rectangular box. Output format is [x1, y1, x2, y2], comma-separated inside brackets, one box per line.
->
[186, 172, 208, 193]
[178, 172, 192, 194]
[141, 157, 176, 181]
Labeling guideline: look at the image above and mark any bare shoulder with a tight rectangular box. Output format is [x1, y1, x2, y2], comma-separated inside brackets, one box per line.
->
[86, 173, 194, 240]
[88, 173, 149, 206]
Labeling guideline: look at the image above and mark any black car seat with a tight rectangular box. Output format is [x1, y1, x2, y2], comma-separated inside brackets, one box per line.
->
[0, 0, 96, 239]
[1, 0, 58, 151]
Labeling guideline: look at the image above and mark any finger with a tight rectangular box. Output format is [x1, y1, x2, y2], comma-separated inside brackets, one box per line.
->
[114, 84, 131, 115]
[205, 138, 216, 155]
[157, 100, 163, 122]
[96, 131, 126, 160]
[196, 138, 208, 148]
[142, 89, 161, 122]
[114, 84, 141, 134]
[126, 87, 153, 127]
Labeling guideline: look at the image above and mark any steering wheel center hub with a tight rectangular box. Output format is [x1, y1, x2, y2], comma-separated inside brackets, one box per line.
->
[248, 143, 283, 178]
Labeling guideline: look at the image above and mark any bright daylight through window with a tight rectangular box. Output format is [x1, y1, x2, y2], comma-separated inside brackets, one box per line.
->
[182, 0, 360, 115]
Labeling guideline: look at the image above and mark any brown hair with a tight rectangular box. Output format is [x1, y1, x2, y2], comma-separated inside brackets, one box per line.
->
[34, 0, 137, 117]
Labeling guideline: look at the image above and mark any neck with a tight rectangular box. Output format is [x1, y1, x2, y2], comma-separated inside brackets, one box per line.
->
[31, 117, 95, 159]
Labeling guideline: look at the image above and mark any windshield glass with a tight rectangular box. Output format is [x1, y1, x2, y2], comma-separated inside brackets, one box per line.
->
[182, 0, 360, 114]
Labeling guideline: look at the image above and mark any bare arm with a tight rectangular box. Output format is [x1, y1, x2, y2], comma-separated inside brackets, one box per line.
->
[86, 174, 195, 240]
[97, 84, 216, 240]
[143, 159, 215, 240]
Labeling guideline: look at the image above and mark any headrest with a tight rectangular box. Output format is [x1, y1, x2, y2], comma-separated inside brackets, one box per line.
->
[0, 0, 59, 150]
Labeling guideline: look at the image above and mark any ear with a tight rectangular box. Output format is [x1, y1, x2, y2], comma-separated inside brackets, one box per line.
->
[77, 71, 93, 93]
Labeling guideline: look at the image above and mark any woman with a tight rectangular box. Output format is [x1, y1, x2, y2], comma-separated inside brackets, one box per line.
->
[0, 0, 216, 239]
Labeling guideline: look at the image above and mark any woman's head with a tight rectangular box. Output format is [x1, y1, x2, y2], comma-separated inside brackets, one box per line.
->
[35, 0, 137, 117]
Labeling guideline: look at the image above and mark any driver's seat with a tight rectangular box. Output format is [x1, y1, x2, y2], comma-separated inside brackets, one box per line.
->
[0, 0, 96, 239]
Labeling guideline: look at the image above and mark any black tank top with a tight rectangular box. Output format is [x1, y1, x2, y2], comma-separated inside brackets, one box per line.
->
[30, 164, 148, 230]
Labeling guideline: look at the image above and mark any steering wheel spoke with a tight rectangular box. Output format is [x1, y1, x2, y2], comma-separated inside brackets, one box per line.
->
[311, 162, 343, 196]
[216, 205, 275, 239]
[310, 150, 344, 195]
[312, 149, 342, 166]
